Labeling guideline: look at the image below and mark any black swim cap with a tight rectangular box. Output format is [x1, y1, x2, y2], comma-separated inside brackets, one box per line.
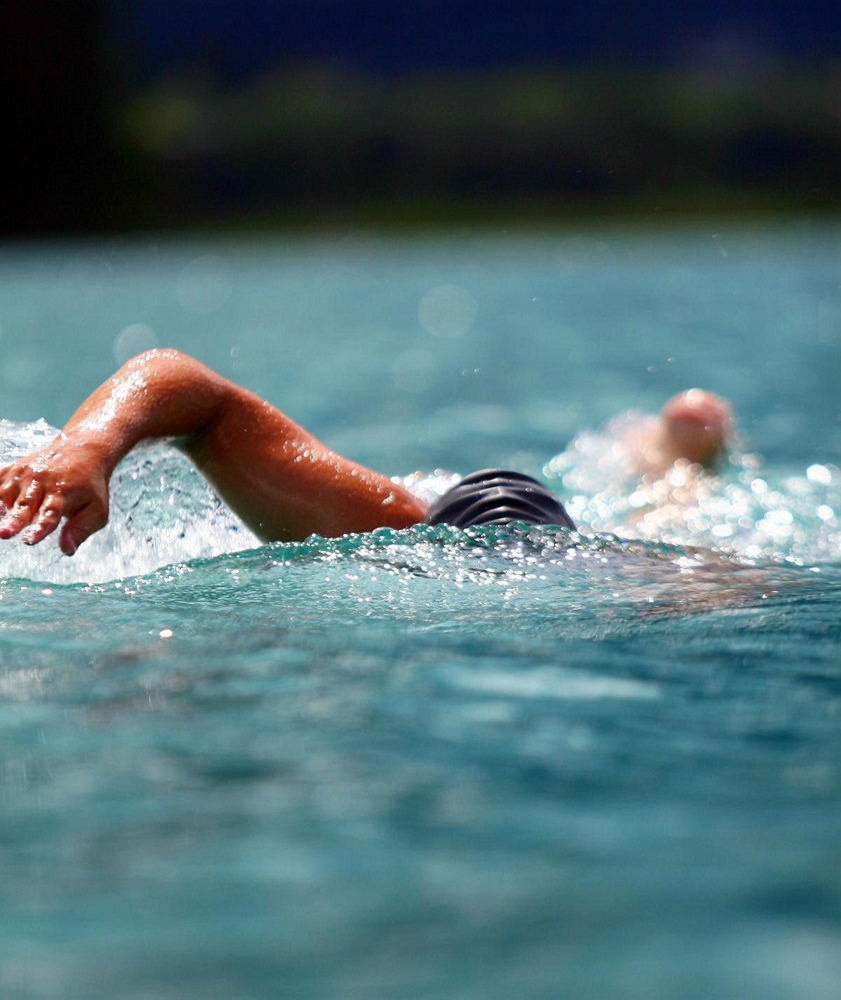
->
[423, 469, 575, 530]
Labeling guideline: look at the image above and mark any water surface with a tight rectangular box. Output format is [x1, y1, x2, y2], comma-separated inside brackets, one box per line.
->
[0, 224, 838, 999]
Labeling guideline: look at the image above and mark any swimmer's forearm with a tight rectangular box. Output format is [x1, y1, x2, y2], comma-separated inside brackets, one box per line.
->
[0, 349, 229, 554]
[61, 349, 231, 472]
[65, 348, 425, 540]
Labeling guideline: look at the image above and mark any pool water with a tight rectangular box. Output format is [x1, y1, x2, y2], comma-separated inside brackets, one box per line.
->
[0, 223, 839, 999]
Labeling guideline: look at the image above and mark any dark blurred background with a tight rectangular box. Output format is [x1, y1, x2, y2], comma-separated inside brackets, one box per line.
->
[3, 0, 841, 236]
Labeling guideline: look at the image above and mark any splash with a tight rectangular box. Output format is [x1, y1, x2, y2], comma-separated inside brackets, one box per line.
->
[0, 419, 259, 584]
[544, 410, 840, 567]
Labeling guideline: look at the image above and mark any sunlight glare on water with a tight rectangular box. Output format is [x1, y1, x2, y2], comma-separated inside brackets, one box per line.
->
[544, 410, 840, 566]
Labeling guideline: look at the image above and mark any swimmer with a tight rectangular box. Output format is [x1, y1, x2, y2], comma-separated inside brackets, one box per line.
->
[623, 388, 733, 479]
[0, 350, 729, 555]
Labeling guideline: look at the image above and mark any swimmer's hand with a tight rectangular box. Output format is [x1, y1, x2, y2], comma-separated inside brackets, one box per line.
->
[0, 439, 111, 555]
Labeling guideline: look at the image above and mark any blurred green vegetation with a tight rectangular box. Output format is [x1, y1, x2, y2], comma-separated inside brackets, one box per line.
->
[112, 61, 841, 230]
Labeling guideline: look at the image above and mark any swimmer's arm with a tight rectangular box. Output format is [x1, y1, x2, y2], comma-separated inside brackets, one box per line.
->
[0, 349, 426, 554]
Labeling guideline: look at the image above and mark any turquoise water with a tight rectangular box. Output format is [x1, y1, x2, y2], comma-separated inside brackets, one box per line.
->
[0, 224, 839, 999]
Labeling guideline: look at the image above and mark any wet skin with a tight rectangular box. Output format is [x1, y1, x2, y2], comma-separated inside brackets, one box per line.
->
[0, 349, 426, 554]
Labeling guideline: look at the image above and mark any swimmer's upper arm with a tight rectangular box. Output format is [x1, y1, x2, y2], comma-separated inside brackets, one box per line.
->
[175, 366, 426, 541]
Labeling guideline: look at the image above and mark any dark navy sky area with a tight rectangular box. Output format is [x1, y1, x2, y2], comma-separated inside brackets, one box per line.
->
[114, 0, 841, 85]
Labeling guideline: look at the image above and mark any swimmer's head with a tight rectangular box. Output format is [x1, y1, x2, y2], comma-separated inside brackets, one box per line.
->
[423, 469, 575, 530]
[660, 389, 733, 468]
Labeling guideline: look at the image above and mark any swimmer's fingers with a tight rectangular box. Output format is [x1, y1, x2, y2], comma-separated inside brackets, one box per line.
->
[0, 478, 46, 540]
[20, 493, 67, 547]
[58, 499, 109, 557]
[0, 465, 24, 514]
[0, 462, 110, 555]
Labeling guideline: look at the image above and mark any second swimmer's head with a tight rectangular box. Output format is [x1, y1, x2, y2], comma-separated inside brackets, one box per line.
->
[660, 389, 733, 468]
